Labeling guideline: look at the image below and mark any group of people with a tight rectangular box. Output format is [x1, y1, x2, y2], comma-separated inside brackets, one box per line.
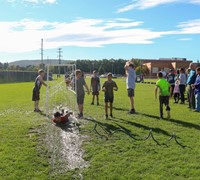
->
[32, 61, 200, 123]
[32, 60, 137, 121]
[155, 62, 200, 120]
[75, 60, 136, 119]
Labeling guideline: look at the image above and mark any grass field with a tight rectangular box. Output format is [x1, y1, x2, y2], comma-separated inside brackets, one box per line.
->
[0, 78, 200, 179]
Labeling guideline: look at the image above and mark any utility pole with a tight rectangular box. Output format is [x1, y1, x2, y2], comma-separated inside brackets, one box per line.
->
[57, 48, 63, 75]
[41, 38, 44, 69]
[57, 48, 62, 64]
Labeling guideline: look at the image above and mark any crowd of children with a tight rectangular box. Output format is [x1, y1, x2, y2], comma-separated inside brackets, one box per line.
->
[32, 61, 200, 122]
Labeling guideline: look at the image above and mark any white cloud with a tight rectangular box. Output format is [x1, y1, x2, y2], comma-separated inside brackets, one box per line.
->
[0, 18, 165, 53]
[177, 19, 200, 34]
[178, 38, 192, 41]
[117, 0, 200, 12]
[0, 18, 199, 54]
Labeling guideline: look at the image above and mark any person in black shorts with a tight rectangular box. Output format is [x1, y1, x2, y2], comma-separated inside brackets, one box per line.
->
[32, 69, 48, 112]
[102, 73, 118, 119]
[90, 70, 100, 105]
[75, 69, 90, 118]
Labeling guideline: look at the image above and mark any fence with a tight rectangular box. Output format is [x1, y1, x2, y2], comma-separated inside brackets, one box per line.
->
[0, 71, 38, 83]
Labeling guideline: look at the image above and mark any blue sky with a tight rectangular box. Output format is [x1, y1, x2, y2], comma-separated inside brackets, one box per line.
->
[0, 0, 200, 62]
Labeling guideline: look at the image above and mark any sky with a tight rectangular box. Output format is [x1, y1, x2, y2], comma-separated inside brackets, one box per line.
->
[0, 0, 200, 63]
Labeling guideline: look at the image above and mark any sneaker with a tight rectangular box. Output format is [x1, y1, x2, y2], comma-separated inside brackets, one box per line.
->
[91, 102, 94, 105]
[34, 109, 42, 113]
[193, 109, 200, 112]
[166, 111, 170, 120]
[129, 109, 136, 114]
[180, 102, 185, 104]
[105, 114, 108, 120]
[78, 113, 83, 119]
[97, 102, 99, 106]
[110, 113, 113, 118]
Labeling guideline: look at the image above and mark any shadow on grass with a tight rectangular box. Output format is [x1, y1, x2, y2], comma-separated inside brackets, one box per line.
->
[114, 117, 171, 136]
[84, 117, 139, 140]
[141, 113, 200, 131]
[112, 107, 129, 112]
[96, 104, 129, 112]
[84, 117, 189, 148]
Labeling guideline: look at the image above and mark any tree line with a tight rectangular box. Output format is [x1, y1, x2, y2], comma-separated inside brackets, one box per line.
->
[0, 59, 149, 75]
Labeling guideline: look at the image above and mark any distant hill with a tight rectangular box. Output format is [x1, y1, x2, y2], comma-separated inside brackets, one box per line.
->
[9, 59, 74, 67]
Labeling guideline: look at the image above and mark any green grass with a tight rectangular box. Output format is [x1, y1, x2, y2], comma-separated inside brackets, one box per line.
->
[0, 79, 200, 179]
[0, 83, 50, 179]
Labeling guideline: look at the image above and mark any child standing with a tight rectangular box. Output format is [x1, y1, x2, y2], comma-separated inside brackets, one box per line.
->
[75, 69, 90, 118]
[90, 70, 100, 105]
[124, 60, 136, 114]
[178, 68, 186, 104]
[173, 80, 180, 103]
[102, 73, 118, 119]
[192, 67, 200, 112]
[155, 72, 171, 120]
[32, 69, 48, 112]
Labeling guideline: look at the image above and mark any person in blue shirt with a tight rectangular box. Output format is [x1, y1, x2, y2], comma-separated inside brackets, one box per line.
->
[186, 63, 197, 109]
[192, 67, 200, 112]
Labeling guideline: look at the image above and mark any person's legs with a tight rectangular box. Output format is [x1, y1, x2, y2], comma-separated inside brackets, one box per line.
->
[77, 95, 84, 117]
[164, 96, 170, 119]
[128, 88, 135, 113]
[110, 102, 113, 117]
[179, 85, 185, 103]
[195, 94, 200, 111]
[188, 85, 195, 108]
[170, 85, 175, 97]
[78, 104, 83, 114]
[191, 89, 196, 109]
[174, 93, 177, 103]
[159, 96, 164, 118]
[105, 102, 108, 118]
[130, 97, 134, 110]
[33, 91, 41, 112]
[34, 100, 39, 110]
[177, 93, 180, 103]
[91, 94, 95, 105]
[96, 95, 99, 105]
